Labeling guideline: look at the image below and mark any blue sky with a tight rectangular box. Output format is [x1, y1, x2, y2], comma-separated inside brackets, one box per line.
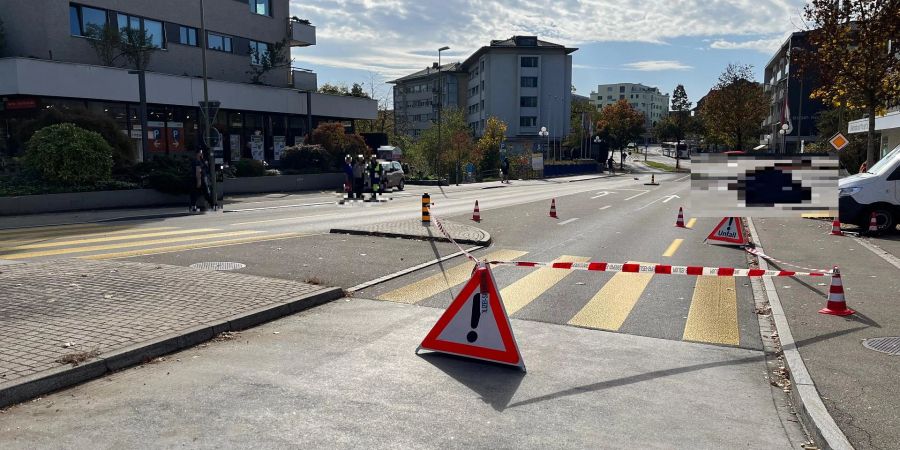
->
[288, 0, 809, 107]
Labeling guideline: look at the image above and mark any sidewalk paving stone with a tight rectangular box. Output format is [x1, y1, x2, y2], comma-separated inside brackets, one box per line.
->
[0, 259, 341, 408]
[753, 217, 900, 450]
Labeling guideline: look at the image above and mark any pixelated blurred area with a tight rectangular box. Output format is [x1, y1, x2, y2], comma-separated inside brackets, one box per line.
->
[690, 154, 838, 217]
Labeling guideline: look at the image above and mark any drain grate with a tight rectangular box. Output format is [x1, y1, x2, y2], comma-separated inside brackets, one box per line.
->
[189, 262, 246, 271]
[862, 337, 900, 355]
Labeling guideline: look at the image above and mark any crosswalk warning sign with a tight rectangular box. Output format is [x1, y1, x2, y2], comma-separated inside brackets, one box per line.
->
[706, 217, 747, 246]
[417, 263, 525, 371]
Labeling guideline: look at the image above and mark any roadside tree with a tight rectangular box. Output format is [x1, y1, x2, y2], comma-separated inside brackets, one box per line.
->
[564, 96, 600, 158]
[800, 0, 900, 166]
[307, 122, 369, 168]
[476, 117, 507, 178]
[85, 24, 122, 66]
[25, 124, 113, 185]
[699, 64, 768, 152]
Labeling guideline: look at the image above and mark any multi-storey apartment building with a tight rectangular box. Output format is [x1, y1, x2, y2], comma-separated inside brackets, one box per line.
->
[391, 36, 575, 155]
[762, 31, 825, 153]
[389, 63, 466, 139]
[0, 0, 376, 163]
[589, 83, 669, 129]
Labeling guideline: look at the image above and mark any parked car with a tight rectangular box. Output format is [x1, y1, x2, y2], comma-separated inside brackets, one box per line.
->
[839, 143, 900, 233]
[379, 161, 405, 191]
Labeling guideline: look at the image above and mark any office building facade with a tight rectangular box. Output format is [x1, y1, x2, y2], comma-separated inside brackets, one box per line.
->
[389, 63, 467, 139]
[0, 0, 375, 163]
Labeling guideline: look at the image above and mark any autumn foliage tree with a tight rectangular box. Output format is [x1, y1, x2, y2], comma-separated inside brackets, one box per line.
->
[596, 100, 645, 151]
[699, 64, 768, 152]
[476, 117, 508, 177]
[307, 122, 369, 167]
[800, 0, 900, 166]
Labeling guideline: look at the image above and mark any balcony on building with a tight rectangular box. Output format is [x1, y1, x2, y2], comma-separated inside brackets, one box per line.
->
[289, 18, 317, 47]
[291, 69, 318, 91]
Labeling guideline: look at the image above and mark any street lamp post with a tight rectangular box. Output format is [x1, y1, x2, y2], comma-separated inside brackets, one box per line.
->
[437, 46, 449, 182]
[539, 126, 549, 161]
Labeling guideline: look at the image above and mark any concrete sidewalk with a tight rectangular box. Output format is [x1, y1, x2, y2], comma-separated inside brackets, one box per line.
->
[0, 259, 341, 408]
[753, 218, 900, 450]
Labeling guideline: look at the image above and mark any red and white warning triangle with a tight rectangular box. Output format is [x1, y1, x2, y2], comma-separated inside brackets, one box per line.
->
[706, 217, 746, 245]
[418, 262, 525, 371]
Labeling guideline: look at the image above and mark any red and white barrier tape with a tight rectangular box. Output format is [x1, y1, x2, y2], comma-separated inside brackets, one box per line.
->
[487, 260, 832, 277]
[432, 216, 478, 262]
[744, 247, 831, 273]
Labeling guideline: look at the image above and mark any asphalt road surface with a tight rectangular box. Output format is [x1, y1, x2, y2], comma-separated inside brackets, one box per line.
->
[0, 174, 808, 448]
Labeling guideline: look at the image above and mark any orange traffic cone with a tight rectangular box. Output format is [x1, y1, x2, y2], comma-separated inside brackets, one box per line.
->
[867, 212, 878, 233]
[472, 200, 481, 222]
[675, 207, 686, 228]
[549, 199, 558, 218]
[830, 219, 843, 236]
[819, 266, 854, 316]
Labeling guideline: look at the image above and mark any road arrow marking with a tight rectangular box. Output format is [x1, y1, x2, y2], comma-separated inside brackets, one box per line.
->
[590, 191, 612, 199]
[662, 194, 680, 203]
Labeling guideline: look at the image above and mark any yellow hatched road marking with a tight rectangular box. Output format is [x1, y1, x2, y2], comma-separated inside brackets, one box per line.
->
[663, 239, 684, 257]
[568, 261, 654, 331]
[0, 228, 218, 251]
[0, 230, 261, 259]
[685, 218, 697, 229]
[501, 255, 590, 315]
[81, 233, 304, 260]
[377, 249, 528, 304]
[682, 276, 739, 345]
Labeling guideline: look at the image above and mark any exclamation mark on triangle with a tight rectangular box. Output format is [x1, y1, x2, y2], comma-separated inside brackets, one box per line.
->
[467, 293, 481, 343]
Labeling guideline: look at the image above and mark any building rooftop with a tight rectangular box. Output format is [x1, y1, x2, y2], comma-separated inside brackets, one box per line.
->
[462, 36, 577, 67]
[388, 62, 464, 84]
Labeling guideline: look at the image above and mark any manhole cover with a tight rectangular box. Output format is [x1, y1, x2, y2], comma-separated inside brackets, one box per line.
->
[189, 262, 246, 271]
[862, 337, 900, 355]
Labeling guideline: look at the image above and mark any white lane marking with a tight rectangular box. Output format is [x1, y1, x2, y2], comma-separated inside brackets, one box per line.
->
[623, 190, 651, 201]
[599, 205, 611, 211]
[558, 218, 580, 226]
[854, 237, 900, 270]
[661, 194, 681, 203]
[674, 175, 691, 182]
[591, 191, 612, 199]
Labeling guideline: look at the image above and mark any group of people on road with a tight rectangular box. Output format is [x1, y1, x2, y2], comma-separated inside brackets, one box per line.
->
[189, 149, 217, 213]
[343, 154, 384, 202]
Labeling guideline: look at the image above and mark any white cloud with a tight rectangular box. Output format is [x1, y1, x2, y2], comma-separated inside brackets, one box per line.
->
[290, 0, 805, 82]
[709, 35, 790, 53]
[623, 60, 693, 71]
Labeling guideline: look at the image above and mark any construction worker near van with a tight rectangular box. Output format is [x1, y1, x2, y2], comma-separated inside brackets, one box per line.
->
[343, 154, 353, 200]
[368, 155, 383, 201]
[352, 154, 366, 200]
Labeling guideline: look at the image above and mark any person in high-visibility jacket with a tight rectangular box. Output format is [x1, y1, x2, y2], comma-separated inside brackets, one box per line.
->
[368, 155, 383, 201]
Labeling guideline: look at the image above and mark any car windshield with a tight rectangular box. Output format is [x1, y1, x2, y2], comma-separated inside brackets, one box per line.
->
[867, 144, 900, 175]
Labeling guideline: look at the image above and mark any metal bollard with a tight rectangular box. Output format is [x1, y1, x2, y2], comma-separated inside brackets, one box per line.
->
[422, 193, 431, 225]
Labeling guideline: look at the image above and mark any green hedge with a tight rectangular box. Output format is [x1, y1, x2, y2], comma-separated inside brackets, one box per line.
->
[24, 123, 113, 185]
[234, 159, 266, 177]
[16, 107, 136, 169]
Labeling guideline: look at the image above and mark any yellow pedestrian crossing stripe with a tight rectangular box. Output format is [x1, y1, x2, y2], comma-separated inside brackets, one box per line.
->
[0, 230, 262, 259]
[0, 228, 219, 251]
[0, 227, 177, 246]
[373, 251, 743, 347]
[567, 261, 654, 331]
[682, 276, 739, 345]
[376, 249, 528, 304]
[500, 255, 591, 315]
[81, 232, 303, 260]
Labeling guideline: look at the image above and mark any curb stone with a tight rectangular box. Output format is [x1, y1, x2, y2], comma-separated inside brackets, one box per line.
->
[0, 286, 342, 409]
[746, 217, 854, 450]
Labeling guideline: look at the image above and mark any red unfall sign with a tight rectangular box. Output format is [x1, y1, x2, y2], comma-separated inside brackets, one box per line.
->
[4, 98, 39, 110]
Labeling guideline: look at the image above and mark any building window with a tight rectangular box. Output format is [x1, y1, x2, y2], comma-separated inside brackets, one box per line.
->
[70, 4, 108, 37]
[520, 116, 537, 127]
[179, 26, 198, 46]
[520, 96, 537, 107]
[117, 13, 165, 48]
[249, 40, 269, 65]
[521, 56, 539, 67]
[251, 0, 271, 16]
[620, 86, 626, 93]
[619, 94, 625, 100]
[208, 33, 232, 52]
[521, 76, 538, 87]
[607, 87, 612, 91]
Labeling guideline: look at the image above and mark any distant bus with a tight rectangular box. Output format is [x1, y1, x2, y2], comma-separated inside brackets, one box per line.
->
[661, 142, 690, 159]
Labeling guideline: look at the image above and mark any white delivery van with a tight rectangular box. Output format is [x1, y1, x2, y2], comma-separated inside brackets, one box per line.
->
[838, 144, 900, 233]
